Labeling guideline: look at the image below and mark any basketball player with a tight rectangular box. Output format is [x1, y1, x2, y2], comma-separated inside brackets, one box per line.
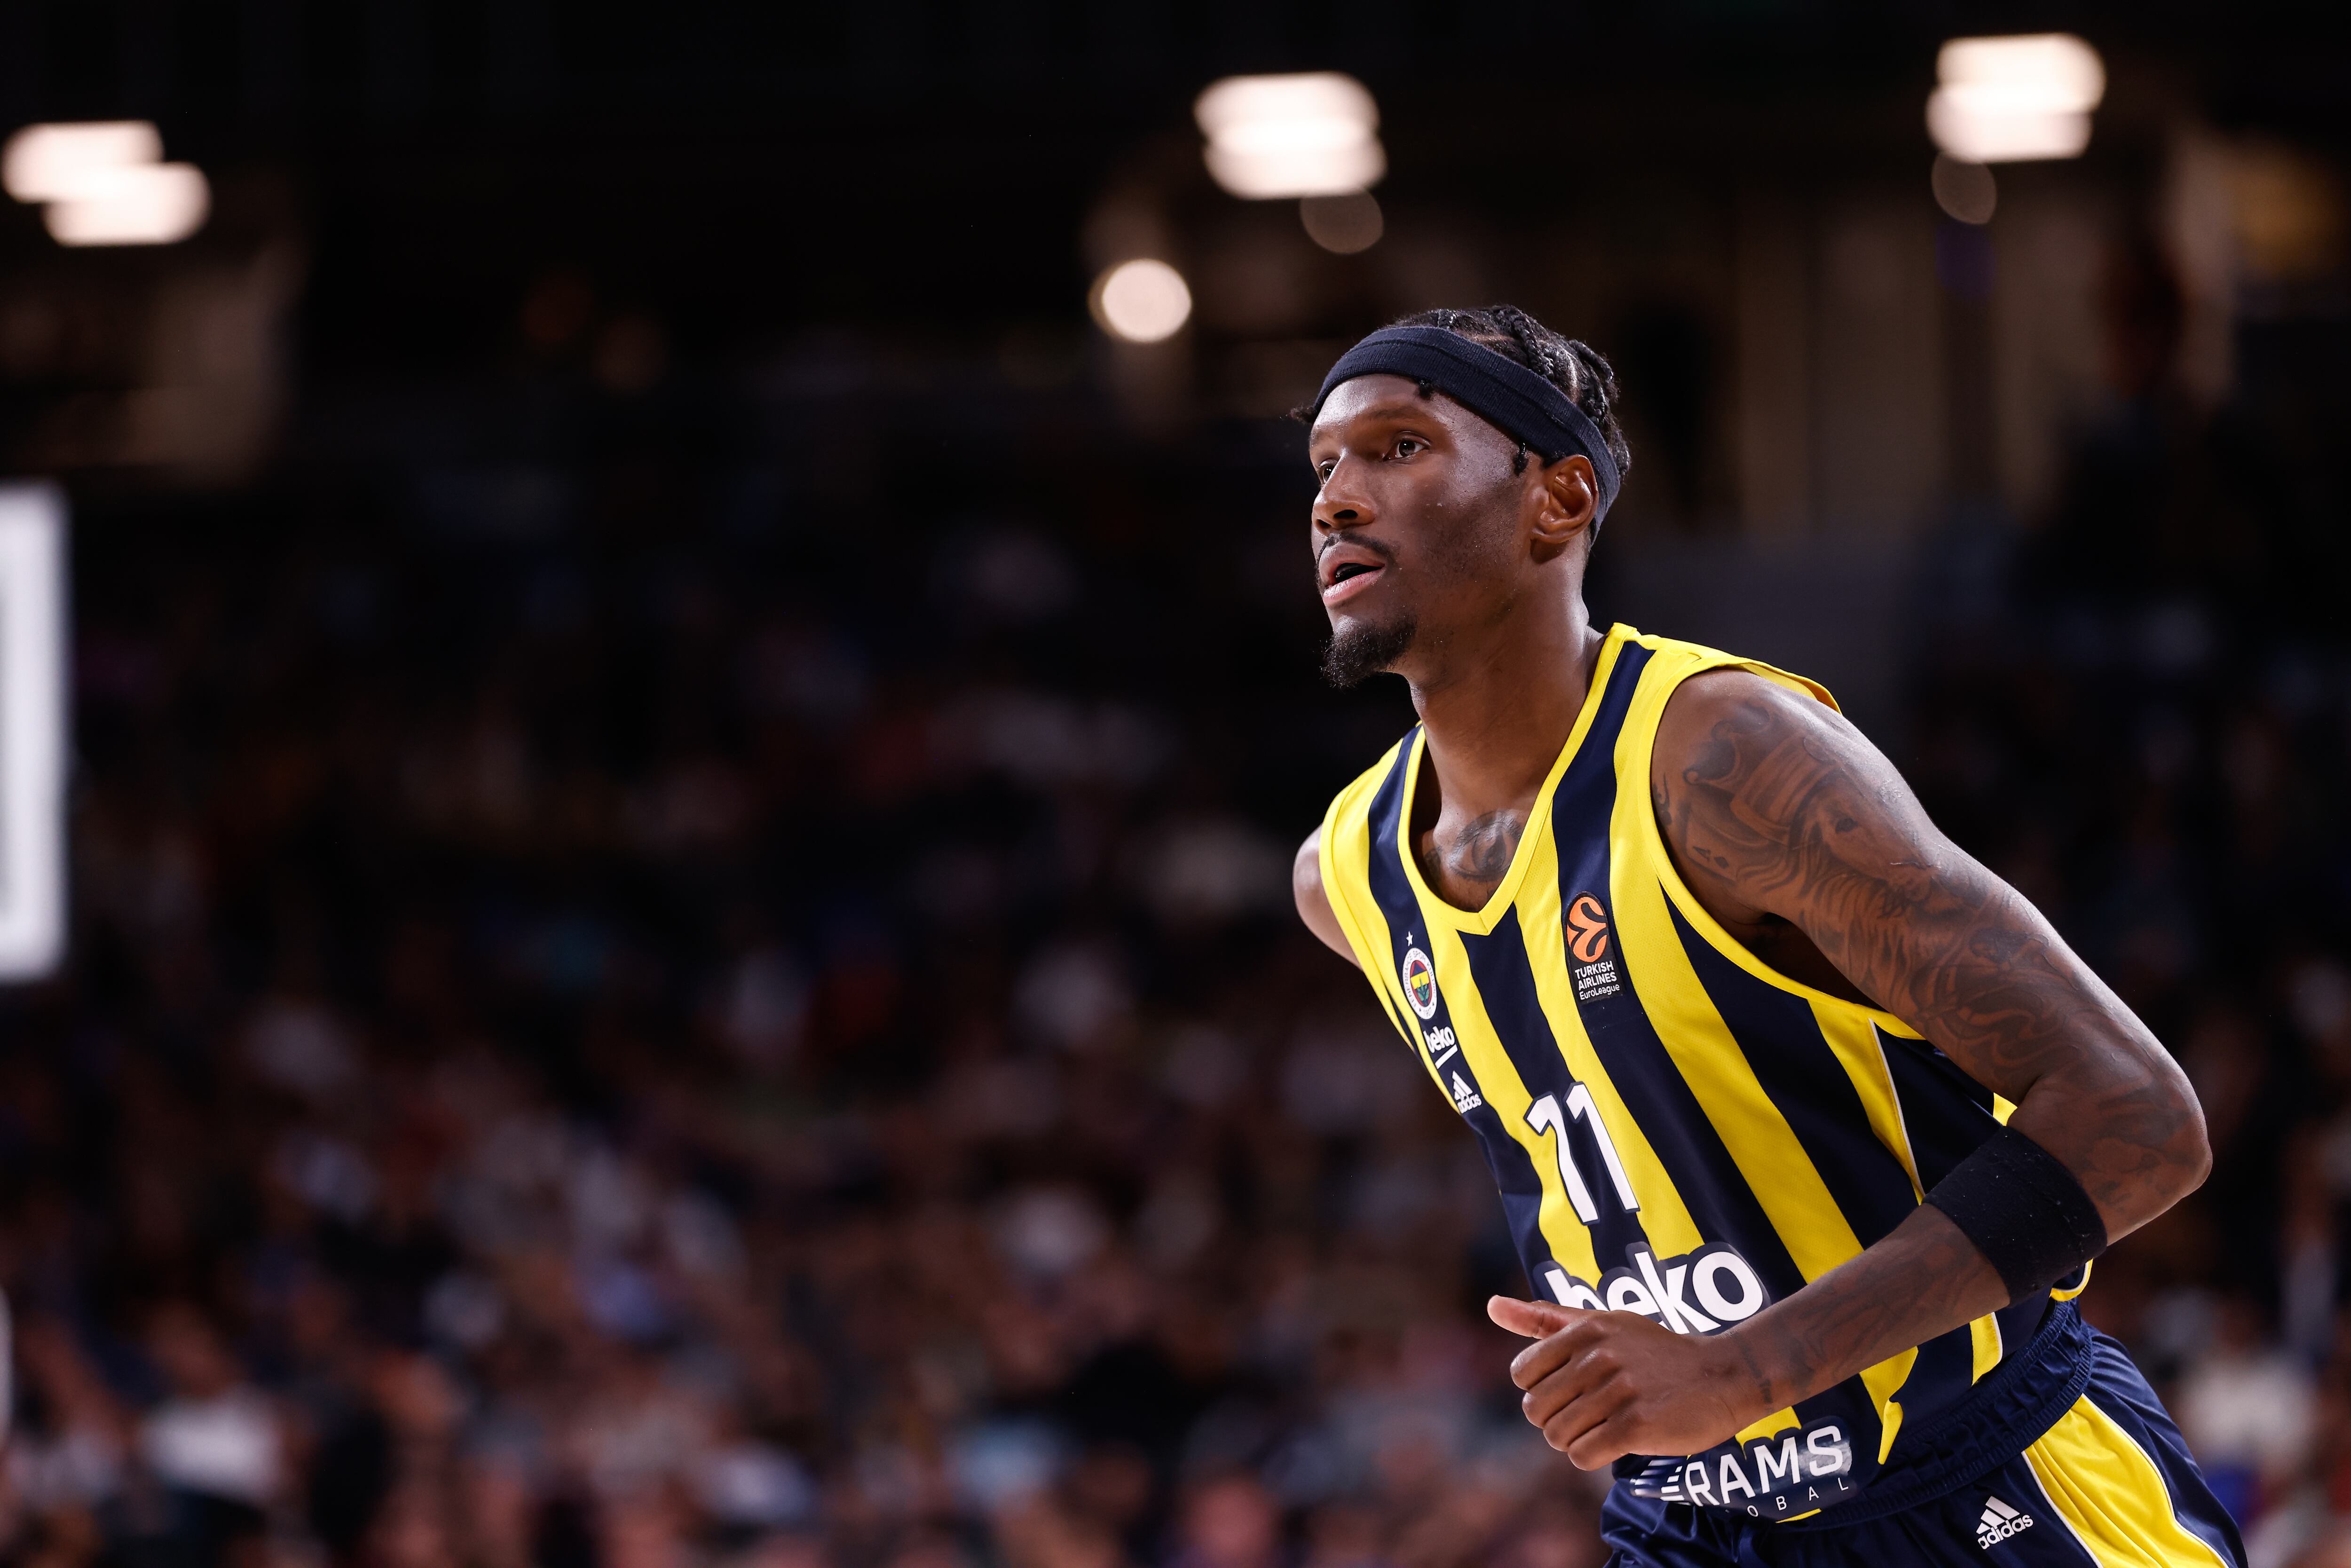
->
[1292, 307, 2241, 1565]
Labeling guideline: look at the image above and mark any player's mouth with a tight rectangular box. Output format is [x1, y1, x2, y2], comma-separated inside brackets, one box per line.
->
[1319, 545, 1390, 607]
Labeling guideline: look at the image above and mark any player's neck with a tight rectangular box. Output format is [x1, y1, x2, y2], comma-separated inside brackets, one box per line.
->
[1405, 595, 1604, 819]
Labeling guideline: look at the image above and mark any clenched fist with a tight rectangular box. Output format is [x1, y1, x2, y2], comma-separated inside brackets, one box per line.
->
[1488, 1295, 1773, 1468]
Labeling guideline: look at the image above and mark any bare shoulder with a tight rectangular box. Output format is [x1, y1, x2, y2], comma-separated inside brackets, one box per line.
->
[1651, 667, 1878, 791]
[1294, 827, 1358, 968]
[1649, 666, 1932, 910]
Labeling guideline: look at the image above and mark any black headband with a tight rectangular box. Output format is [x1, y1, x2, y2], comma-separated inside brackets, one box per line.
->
[1310, 326, 1622, 519]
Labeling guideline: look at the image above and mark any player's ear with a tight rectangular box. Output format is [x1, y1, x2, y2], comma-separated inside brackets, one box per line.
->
[1529, 454, 1598, 556]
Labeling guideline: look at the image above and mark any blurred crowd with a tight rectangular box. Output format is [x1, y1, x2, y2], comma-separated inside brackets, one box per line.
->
[5, 260, 2351, 1568]
[1910, 292, 2351, 1567]
[0, 335, 1604, 1568]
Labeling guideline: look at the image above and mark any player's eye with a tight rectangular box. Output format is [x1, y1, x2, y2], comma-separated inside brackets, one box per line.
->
[1316, 460, 1337, 481]
[1393, 438, 1424, 458]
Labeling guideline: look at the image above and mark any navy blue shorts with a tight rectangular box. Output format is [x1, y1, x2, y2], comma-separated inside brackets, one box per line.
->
[1602, 1331, 2247, 1567]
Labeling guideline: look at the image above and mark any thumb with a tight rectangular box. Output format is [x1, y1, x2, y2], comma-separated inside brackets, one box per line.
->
[1488, 1294, 1582, 1339]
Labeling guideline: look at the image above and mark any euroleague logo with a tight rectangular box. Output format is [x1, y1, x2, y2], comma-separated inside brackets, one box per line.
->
[1402, 947, 1439, 1019]
[1567, 894, 1611, 963]
[1567, 893, 1622, 1003]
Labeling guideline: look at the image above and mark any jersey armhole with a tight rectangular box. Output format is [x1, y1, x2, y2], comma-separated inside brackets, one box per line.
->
[1316, 792, 1372, 969]
[1624, 647, 1923, 1038]
[1317, 787, 1419, 1049]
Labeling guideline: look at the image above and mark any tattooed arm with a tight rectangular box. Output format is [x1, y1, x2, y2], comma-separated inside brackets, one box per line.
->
[1652, 670, 2209, 1236]
[1491, 669, 2209, 1466]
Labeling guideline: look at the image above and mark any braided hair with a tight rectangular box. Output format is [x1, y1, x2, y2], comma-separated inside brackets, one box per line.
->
[1393, 305, 1632, 510]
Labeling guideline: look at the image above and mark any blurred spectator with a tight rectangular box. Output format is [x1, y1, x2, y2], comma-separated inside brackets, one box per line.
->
[2179, 1297, 2317, 1527]
[1173, 1476, 1281, 1568]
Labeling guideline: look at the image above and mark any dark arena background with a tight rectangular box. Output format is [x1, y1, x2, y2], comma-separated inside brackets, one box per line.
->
[3, 5, 2351, 1566]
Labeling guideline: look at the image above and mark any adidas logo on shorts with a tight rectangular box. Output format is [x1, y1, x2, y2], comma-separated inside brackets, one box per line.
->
[1977, 1494, 2033, 1548]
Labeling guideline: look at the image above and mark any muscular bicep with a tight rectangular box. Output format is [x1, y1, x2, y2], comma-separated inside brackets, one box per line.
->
[1295, 827, 1358, 967]
[1651, 671, 2207, 1235]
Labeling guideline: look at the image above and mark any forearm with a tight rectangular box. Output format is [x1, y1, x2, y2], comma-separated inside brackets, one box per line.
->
[1495, 1205, 2012, 1467]
[1718, 1205, 2008, 1423]
[1711, 1065, 2166, 1426]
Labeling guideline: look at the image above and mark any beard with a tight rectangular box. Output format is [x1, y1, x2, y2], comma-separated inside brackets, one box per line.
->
[1321, 613, 1416, 688]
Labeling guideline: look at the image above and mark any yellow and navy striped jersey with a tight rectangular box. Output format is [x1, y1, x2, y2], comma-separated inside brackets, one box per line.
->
[1318, 623, 2086, 1521]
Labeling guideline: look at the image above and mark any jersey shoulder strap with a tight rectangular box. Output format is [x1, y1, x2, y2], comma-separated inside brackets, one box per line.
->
[1617, 625, 1840, 720]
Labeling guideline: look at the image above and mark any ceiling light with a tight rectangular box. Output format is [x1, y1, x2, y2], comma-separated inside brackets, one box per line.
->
[1927, 34, 2105, 163]
[1195, 72, 1384, 199]
[2, 121, 162, 202]
[2, 119, 210, 246]
[44, 163, 210, 246]
[1091, 259, 1192, 344]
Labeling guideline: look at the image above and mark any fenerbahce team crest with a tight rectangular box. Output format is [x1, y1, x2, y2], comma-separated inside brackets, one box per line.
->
[1402, 947, 1439, 1018]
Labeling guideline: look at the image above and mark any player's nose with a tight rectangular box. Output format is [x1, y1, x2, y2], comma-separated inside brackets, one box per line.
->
[1315, 458, 1375, 530]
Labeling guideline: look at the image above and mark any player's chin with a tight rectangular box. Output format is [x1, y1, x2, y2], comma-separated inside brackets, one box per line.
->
[1319, 612, 1416, 689]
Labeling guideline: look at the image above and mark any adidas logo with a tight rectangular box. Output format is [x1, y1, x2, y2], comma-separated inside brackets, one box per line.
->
[1976, 1495, 2033, 1548]
[1449, 1071, 1483, 1113]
